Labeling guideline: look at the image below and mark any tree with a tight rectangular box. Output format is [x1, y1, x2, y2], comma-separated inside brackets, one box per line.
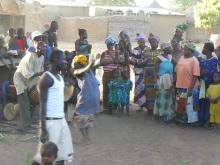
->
[195, 0, 220, 29]
[174, 0, 200, 12]
[89, 0, 135, 6]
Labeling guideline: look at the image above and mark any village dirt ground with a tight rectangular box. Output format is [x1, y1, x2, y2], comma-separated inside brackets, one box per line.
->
[1, 110, 220, 165]
[0, 42, 220, 165]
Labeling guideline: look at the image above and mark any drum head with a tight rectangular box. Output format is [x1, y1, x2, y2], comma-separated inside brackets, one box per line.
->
[64, 84, 74, 102]
[3, 103, 16, 121]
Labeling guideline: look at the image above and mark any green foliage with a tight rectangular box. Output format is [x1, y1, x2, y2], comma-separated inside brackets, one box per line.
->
[90, 0, 135, 6]
[174, 0, 198, 11]
[195, 0, 220, 29]
[176, 23, 189, 31]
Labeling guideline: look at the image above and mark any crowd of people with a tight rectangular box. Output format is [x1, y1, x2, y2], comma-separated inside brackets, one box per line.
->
[0, 20, 220, 164]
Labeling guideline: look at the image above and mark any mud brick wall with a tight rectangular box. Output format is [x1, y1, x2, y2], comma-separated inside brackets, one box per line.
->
[58, 16, 108, 43]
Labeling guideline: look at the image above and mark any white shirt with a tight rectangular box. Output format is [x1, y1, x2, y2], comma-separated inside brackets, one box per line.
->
[46, 71, 65, 118]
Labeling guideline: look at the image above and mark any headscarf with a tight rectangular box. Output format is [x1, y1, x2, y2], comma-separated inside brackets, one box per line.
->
[136, 34, 146, 41]
[160, 42, 172, 50]
[73, 54, 88, 66]
[105, 36, 118, 46]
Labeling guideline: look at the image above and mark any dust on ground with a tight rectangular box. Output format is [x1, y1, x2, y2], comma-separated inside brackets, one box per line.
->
[0, 110, 220, 165]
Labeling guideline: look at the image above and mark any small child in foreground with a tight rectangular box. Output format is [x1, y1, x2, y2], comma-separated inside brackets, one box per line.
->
[32, 141, 58, 165]
[207, 72, 220, 129]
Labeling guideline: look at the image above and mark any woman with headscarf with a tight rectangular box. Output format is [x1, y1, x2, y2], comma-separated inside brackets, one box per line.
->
[154, 43, 175, 122]
[71, 54, 100, 143]
[101, 36, 118, 112]
[175, 42, 200, 124]
[199, 41, 219, 126]
[130, 34, 156, 112]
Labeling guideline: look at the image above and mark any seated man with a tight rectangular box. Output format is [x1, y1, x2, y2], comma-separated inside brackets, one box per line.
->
[12, 28, 28, 56]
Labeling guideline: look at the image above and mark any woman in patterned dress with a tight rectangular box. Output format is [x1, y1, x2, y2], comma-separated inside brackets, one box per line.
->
[154, 43, 176, 122]
[130, 34, 155, 112]
[175, 42, 200, 124]
[199, 41, 219, 126]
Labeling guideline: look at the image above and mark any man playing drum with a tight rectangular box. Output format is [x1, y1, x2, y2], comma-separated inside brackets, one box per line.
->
[13, 31, 45, 132]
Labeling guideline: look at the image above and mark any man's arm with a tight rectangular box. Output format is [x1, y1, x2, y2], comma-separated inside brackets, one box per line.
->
[38, 73, 53, 143]
[73, 62, 93, 76]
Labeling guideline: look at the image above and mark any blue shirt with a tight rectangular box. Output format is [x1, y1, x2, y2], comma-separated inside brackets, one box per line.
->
[75, 70, 100, 115]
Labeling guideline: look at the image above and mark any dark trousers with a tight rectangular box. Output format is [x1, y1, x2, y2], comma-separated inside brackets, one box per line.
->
[17, 90, 31, 130]
[198, 98, 210, 126]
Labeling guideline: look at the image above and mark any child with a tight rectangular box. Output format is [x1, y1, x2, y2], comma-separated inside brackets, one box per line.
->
[71, 54, 100, 144]
[32, 141, 58, 165]
[207, 72, 220, 129]
[108, 69, 132, 116]
[75, 29, 92, 56]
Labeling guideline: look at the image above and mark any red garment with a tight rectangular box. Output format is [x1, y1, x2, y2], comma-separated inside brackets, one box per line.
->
[15, 38, 26, 51]
[176, 97, 187, 114]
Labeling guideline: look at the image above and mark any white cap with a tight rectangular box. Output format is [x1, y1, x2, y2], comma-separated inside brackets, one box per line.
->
[31, 31, 43, 41]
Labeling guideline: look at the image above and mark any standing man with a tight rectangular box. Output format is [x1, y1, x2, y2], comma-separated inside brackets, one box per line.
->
[44, 21, 58, 48]
[13, 31, 45, 131]
[36, 49, 73, 165]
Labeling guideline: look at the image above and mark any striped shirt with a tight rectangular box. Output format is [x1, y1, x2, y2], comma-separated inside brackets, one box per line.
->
[101, 50, 117, 72]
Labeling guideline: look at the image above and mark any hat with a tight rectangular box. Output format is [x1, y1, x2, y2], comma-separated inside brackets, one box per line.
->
[73, 54, 88, 67]
[31, 31, 44, 41]
[136, 34, 146, 41]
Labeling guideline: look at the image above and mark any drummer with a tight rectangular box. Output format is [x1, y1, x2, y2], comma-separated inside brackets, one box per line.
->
[13, 31, 45, 132]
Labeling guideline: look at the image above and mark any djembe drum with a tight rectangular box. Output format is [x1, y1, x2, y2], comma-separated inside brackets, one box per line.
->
[28, 85, 40, 106]
[3, 102, 19, 121]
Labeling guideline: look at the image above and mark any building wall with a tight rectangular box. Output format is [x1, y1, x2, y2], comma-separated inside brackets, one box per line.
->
[41, 5, 89, 20]
[0, 2, 90, 33]
[58, 15, 186, 43]
[108, 16, 149, 42]
[58, 16, 108, 43]
[149, 14, 186, 42]
[187, 26, 220, 42]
